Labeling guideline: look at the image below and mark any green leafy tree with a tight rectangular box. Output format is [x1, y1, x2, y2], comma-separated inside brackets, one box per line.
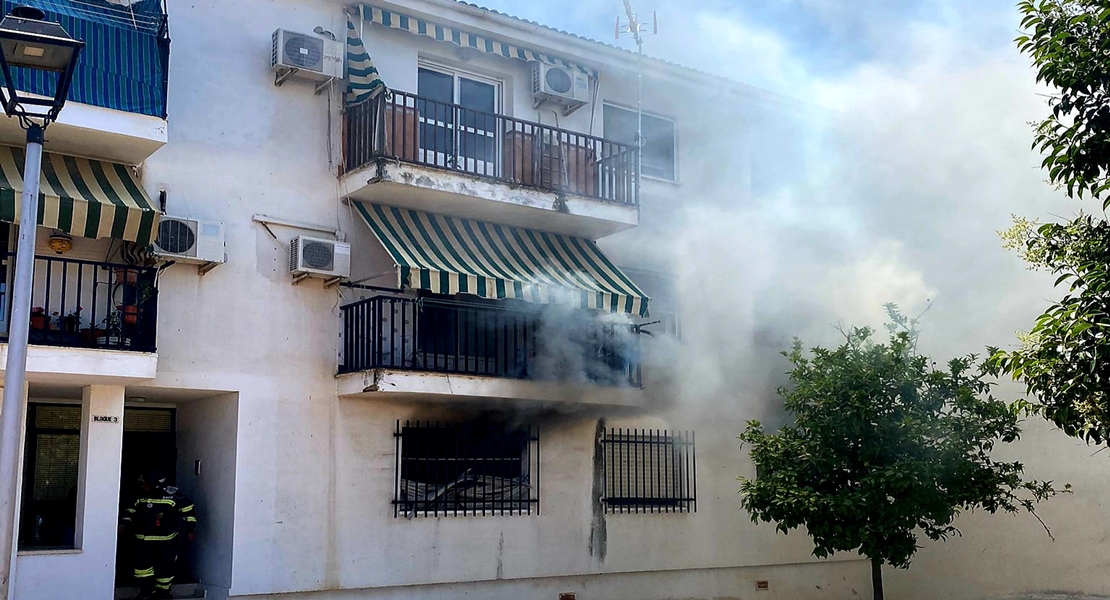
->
[1018, 0, 1110, 205]
[740, 322, 1062, 600]
[989, 0, 1110, 445]
[990, 215, 1110, 444]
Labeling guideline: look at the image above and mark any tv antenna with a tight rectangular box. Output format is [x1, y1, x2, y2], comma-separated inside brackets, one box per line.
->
[616, 2, 657, 191]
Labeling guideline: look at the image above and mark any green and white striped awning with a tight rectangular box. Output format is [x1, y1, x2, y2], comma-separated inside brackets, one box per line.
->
[346, 16, 386, 106]
[356, 203, 649, 316]
[357, 3, 598, 77]
[0, 146, 161, 247]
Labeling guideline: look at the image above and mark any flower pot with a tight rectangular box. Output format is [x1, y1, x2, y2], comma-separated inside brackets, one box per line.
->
[114, 268, 139, 285]
[117, 304, 140, 326]
[82, 328, 105, 345]
[96, 335, 130, 349]
[30, 314, 48, 330]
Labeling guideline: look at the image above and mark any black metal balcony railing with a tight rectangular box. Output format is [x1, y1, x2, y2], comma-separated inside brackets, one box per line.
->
[340, 296, 642, 387]
[344, 91, 640, 206]
[0, 253, 158, 353]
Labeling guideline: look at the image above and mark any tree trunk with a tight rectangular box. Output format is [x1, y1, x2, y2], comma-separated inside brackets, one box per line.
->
[871, 557, 884, 600]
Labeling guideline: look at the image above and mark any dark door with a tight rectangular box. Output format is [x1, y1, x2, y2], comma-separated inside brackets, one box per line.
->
[116, 407, 176, 586]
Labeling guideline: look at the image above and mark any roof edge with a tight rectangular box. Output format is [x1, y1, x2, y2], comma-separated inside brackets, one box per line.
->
[363, 0, 803, 108]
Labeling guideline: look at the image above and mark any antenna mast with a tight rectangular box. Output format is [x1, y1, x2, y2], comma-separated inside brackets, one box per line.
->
[617, 2, 656, 193]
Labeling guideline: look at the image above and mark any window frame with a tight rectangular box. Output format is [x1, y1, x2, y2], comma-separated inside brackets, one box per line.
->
[619, 266, 682, 340]
[19, 402, 83, 551]
[416, 60, 504, 114]
[602, 102, 679, 183]
[601, 428, 696, 514]
[416, 61, 505, 174]
[393, 420, 540, 518]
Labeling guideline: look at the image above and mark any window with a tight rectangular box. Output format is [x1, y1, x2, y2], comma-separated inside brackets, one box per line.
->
[19, 403, 82, 550]
[602, 428, 696, 513]
[416, 65, 501, 174]
[604, 104, 677, 181]
[620, 267, 681, 339]
[394, 420, 540, 517]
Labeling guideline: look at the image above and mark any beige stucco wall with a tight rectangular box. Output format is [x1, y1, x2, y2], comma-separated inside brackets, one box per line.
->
[887, 419, 1110, 600]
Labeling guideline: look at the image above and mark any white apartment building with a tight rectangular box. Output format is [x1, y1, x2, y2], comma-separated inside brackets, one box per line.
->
[0, 2, 869, 599]
[6, 2, 1104, 600]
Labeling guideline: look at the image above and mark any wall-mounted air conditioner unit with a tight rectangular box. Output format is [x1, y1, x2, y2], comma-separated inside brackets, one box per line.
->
[271, 29, 344, 85]
[290, 235, 351, 281]
[153, 216, 226, 265]
[532, 63, 590, 115]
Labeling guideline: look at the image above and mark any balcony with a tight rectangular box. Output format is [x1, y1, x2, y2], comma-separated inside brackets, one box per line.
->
[1, 253, 158, 353]
[342, 91, 640, 239]
[0, 2, 169, 164]
[337, 296, 645, 406]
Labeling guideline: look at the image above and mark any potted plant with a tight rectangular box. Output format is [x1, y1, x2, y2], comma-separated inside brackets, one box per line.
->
[117, 278, 157, 327]
[113, 266, 139, 284]
[60, 308, 82, 333]
[96, 312, 130, 349]
[81, 325, 106, 346]
[116, 304, 140, 326]
[30, 307, 48, 330]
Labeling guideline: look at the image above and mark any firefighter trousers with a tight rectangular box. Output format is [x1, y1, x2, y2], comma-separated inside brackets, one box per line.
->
[132, 538, 178, 592]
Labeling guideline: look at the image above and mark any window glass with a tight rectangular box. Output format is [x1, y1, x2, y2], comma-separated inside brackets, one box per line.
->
[604, 104, 677, 181]
[641, 116, 676, 180]
[417, 68, 453, 104]
[622, 267, 681, 338]
[19, 403, 81, 550]
[416, 67, 500, 170]
[458, 78, 497, 164]
[459, 77, 495, 113]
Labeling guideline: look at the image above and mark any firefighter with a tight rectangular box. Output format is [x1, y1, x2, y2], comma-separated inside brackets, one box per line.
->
[119, 469, 197, 600]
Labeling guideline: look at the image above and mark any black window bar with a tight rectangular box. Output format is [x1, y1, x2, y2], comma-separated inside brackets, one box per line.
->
[393, 420, 540, 518]
[602, 428, 696, 514]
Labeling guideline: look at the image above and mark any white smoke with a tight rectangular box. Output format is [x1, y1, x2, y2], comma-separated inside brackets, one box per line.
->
[464, 0, 1065, 422]
[630, 3, 1055, 407]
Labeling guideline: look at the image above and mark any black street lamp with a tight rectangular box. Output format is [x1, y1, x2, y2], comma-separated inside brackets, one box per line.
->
[0, 6, 84, 125]
[0, 7, 83, 599]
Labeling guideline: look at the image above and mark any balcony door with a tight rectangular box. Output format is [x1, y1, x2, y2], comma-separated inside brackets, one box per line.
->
[417, 66, 500, 177]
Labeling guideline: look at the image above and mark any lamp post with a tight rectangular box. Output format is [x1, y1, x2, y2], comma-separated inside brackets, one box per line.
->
[0, 6, 82, 598]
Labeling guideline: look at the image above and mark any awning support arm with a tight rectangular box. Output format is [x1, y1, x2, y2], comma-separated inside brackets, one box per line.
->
[252, 214, 345, 241]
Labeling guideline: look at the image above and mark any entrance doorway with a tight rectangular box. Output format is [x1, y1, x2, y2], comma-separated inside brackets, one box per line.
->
[116, 406, 178, 587]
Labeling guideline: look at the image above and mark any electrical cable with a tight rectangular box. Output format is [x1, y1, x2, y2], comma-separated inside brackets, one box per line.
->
[64, 0, 161, 19]
[62, 2, 161, 23]
[55, 2, 162, 30]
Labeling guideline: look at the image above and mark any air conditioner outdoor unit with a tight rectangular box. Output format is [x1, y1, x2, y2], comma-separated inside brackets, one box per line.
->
[271, 29, 344, 83]
[290, 235, 351, 280]
[532, 63, 590, 115]
[153, 216, 226, 264]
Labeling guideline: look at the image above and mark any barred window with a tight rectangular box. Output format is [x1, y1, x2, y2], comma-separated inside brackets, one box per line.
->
[602, 428, 696, 513]
[20, 403, 82, 550]
[394, 420, 539, 517]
